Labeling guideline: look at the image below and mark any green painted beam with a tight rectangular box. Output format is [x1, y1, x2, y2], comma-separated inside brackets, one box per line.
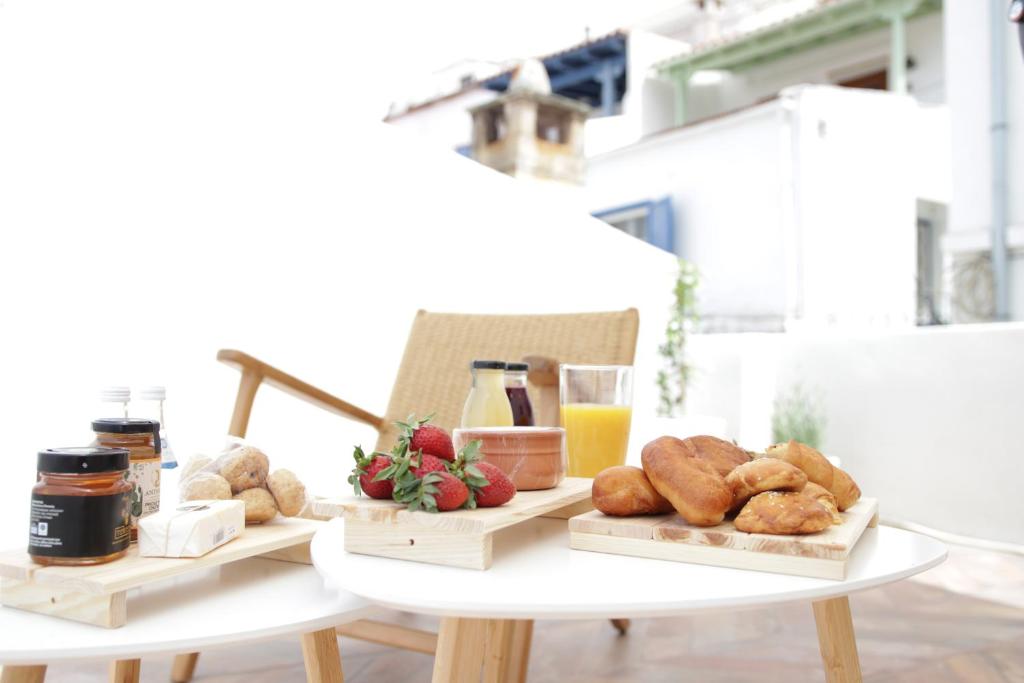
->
[658, 0, 941, 76]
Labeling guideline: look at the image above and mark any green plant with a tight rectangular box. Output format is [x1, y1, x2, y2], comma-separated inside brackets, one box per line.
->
[771, 384, 826, 449]
[656, 259, 699, 417]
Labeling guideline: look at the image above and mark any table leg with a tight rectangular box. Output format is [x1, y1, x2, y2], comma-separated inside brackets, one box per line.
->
[170, 653, 199, 683]
[0, 666, 46, 683]
[109, 659, 140, 683]
[301, 627, 344, 683]
[482, 619, 532, 683]
[433, 617, 488, 683]
[812, 596, 863, 683]
[610, 618, 630, 635]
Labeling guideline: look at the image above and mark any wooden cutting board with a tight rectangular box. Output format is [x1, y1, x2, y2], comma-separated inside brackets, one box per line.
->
[313, 477, 593, 570]
[569, 498, 878, 580]
[0, 517, 322, 628]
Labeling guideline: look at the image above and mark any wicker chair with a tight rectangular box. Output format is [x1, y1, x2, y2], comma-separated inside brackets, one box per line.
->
[172, 308, 639, 683]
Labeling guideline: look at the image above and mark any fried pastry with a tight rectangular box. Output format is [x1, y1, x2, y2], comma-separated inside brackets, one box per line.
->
[593, 466, 675, 516]
[677, 435, 751, 478]
[734, 491, 832, 535]
[802, 482, 842, 524]
[765, 440, 834, 488]
[725, 458, 808, 512]
[830, 467, 861, 511]
[641, 436, 733, 527]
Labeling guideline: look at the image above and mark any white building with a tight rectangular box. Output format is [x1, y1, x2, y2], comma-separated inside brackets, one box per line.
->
[386, 0, 1021, 328]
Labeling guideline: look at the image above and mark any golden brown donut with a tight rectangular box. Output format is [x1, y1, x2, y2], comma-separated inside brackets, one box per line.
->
[725, 459, 807, 512]
[802, 482, 841, 524]
[641, 436, 732, 527]
[677, 435, 751, 477]
[765, 440, 834, 489]
[735, 491, 832, 535]
[830, 467, 861, 511]
[592, 466, 675, 517]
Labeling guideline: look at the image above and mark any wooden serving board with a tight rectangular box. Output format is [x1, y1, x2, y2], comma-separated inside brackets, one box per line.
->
[569, 498, 878, 580]
[0, 517, 323, 628]
[313, 477, 593, 570]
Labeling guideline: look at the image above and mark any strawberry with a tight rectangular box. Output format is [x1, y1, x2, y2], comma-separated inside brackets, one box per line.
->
[411, 452, 447, 478]
[470, 461, 516, 508]
[449, 439, 517, 508]
[395, 471, 469, 512]
[347, 446, 394, 499]
[396, 414, 455, 461]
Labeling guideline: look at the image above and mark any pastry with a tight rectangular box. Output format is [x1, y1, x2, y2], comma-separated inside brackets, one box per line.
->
[219, 446, 270, 493]
[266, 469, 307, 517]
[180, 473, 232, 502]
[677, 435, 751, 477]
[234, 487, 278, 523]
[725, 459, 807, 512]
[735, 491, 832, 535]
[593, 466, 675, 516]
[802, 482, 841, 524]
[641, 436, 733, 527]
[766, 440, 861, 511]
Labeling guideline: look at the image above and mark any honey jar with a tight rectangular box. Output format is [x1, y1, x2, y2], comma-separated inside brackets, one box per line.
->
[29, 447, 132, 566]
[92, 418, 161, 539]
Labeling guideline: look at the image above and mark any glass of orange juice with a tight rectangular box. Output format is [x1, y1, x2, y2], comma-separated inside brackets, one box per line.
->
[559, 364, 633, 477]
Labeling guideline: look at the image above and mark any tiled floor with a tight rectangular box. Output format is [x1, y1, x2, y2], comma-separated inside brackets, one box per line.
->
[34, 542, 1024, 682]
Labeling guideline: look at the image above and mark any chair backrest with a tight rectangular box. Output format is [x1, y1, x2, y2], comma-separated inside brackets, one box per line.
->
[374, 309, 640, 451]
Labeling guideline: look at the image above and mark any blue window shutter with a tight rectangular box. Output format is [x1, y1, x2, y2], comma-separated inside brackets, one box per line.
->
[646, 196, 675, 253]
[455, 144, 472, 157]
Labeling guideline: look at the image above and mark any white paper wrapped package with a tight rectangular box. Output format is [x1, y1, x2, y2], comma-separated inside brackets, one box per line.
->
[138, 500, 244, 558]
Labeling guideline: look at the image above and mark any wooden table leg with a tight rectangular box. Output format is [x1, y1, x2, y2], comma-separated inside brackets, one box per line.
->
[109, 659, 140, 683]
[170, 653, 199, 683]
[610, 618, 630, 635]
[505, 620, 532, 683]
[482, 619, 533, 683]
[433, 617, 488, 683]
[812, 596, 863, 683]
[0, 666, 46, 683]
[301, 627, 344, 683]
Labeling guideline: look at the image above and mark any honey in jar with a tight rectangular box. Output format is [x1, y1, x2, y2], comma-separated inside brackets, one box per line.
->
[92, 418, 161, 539]
[29, 447, 132, 566]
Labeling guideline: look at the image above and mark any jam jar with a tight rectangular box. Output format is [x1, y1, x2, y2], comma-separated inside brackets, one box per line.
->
[29, 447, 132, 566]
[92, 418, 161, 539]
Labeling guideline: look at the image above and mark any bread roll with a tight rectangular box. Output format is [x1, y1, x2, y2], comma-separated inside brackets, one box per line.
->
[725, 459, 807, 512]
[219, 446, 270, 494]
[735, 491, 832, 535]
[677, 435, 751, 478]
[592, 466, 675, 517]
[641, 436, 732, 527]
[234, 487, 277, 523]
[267, 469, 307, 517]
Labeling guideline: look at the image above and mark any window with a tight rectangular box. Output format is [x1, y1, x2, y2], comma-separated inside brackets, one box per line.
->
[483, 109, 507, 144]
[593, 197, 676, 253]
[535, 105, 569, 144]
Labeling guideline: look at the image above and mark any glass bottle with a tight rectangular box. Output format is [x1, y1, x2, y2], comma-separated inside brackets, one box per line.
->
[504, 362, 535, 426]
[460, 360, 514, 428]
[136, 386, 177, 469]
[99, 386, 130, 419]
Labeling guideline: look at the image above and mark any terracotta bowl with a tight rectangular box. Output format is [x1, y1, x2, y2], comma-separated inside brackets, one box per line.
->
[452, 427, 566, 491]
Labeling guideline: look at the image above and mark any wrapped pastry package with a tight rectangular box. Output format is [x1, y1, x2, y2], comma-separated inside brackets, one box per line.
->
[138, 499, 244, 558]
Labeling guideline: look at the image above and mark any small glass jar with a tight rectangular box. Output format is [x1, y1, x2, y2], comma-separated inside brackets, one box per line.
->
[92, 418, 161, 540]
[29, 447, 132, 566]
[504, 362, 535, 427]
[460, 360, 514, 428]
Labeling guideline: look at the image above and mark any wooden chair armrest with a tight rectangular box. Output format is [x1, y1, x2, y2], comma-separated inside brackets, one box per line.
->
[217, 349, 385, 435]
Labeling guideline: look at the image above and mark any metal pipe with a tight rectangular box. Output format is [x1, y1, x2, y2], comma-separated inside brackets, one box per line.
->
[889, 10, 908, 94]
[992, 0, 1010, 320]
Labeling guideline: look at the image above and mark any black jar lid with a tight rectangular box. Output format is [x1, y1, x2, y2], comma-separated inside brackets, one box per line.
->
[471, 360, 507, 370]
[38, 447, 130, 474]
[91, 418, 160, 434]
[506, 362, 530, 372]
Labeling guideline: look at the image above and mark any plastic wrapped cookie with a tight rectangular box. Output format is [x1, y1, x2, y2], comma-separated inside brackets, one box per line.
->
[219, 446, 270, 493]
[181, 472, 232, 502]
[179, 455, 212, 483]
[234, 487, 278, 523]
[266, 469, 307, 517]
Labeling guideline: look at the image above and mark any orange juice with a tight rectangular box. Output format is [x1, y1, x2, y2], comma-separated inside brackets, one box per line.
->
[560, 403, 632, 477]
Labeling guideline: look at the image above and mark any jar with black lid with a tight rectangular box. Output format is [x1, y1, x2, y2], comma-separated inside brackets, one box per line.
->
[29, 447, 132, 566]
[92, 418, 161, 539]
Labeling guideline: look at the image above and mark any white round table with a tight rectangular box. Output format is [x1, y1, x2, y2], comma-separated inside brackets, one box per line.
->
[312, 517, 947, 683]
[0, 557, 376, 683]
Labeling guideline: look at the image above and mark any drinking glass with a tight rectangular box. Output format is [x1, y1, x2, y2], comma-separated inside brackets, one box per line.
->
[559, 364, 634, 477]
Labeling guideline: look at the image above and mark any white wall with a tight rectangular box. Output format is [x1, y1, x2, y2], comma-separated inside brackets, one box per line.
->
[686, 323, 1024, 546]
[386, 87, 495, 151]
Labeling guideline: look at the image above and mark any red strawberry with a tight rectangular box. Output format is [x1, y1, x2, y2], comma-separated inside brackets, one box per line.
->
[471, 462, 516, 507]
[410, 452, 447, 478]
[396, 471, 468, 512]
[348, 446, 394, 499]
[409, 424, 455, 461]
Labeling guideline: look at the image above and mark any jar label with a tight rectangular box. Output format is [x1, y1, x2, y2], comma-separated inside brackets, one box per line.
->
[126, 458, 161, 529]
[29, 493, 131, 558]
